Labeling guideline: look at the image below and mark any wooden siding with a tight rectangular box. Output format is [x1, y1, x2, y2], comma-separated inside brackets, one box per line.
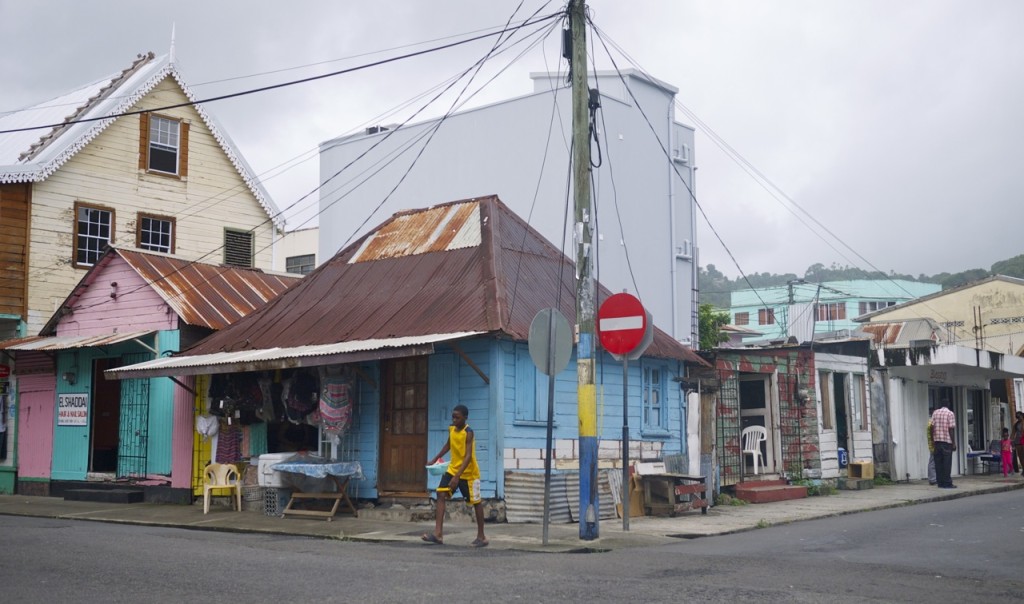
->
[24, 77, 275, 335]
[54, 255, 177, 337]
[0, 183, 29, 317]
[501, 340, 687, 471]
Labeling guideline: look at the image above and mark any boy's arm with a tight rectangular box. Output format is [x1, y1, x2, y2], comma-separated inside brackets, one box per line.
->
[430, 439, 451, 464]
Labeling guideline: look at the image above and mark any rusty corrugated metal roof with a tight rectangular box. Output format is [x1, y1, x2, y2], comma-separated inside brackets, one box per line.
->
[183, 195, 704, 365]
[861, 318, 943, 347]
[118, 249, 299, 329]
[39, 247, 301, 335]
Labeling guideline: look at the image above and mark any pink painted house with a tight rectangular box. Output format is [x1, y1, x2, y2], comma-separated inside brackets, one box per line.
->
[0, 246, 298, 500]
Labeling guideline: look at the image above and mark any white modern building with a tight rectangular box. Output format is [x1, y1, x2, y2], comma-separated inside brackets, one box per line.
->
[318, 70, 698, 344]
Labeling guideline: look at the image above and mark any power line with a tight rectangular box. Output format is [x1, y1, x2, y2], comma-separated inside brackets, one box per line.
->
[67, 5, 557, 317]
[590, 24, 961, 331]
[0, 12, 563, 136]
[587, 19, 777, 326]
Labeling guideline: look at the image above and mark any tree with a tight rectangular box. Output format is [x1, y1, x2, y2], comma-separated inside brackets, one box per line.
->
[990, 255, 1024, 279]
[698, 303, 730, 350]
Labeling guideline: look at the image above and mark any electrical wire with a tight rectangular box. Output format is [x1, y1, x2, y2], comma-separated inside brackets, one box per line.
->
[0, 12, 563, 136]
[587, 19, 777, 327]
[66, 7, 557, 316]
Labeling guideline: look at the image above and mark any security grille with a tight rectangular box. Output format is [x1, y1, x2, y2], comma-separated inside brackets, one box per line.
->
[716, 376, 741, 485]
[117, 352, 151, 479]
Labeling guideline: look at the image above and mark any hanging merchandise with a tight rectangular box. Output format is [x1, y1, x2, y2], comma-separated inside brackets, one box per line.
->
[233, 372, 263, 425]
[318, 365, 353, 440]
[257, 375, 276, 422]
[284, 369, 319, 424]
[196, 414, 219, 440]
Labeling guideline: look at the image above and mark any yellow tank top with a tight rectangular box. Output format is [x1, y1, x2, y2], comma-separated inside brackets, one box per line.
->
[449, 424, 479, 480]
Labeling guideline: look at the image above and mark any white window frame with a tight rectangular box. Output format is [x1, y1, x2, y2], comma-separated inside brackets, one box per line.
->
[148, 115, 181, 175]
[75, 203, 113, 268]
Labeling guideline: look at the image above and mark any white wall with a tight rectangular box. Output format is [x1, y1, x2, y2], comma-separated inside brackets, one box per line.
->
[273, 227, 319, 273]
[317, 70, 697, 344]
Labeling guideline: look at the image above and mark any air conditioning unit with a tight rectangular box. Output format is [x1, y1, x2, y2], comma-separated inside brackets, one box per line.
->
[675, 239, 693, 260]
[672, 144, 691, 165]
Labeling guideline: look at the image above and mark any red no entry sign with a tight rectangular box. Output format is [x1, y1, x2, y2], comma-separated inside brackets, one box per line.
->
[597, 293, 647, 355]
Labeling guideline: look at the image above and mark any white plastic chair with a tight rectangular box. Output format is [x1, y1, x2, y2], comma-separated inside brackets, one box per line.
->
[203, 463, 242, 514]
[741, 426, 767, 475]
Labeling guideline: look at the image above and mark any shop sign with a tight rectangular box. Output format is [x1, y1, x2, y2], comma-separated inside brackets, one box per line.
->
[58, 393, 89, 426]
[0, 364, 9, 378]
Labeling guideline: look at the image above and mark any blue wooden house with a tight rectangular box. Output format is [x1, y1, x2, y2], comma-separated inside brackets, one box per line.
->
[109, 196, 705, 514]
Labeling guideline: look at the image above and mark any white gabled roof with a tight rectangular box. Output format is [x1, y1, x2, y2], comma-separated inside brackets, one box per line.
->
[0, 52, 284, 230]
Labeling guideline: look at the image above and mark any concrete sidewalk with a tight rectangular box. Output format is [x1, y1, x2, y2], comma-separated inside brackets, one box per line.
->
[1, 474, 1021, 552]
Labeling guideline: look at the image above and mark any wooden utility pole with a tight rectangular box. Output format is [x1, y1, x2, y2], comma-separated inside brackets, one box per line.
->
[568, 0, 598, 540]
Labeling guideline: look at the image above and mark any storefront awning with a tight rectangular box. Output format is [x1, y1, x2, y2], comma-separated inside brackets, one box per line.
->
[882, 344, 1024, 387]
[0, 330, 156, 352]
[104, 331, 486, 379]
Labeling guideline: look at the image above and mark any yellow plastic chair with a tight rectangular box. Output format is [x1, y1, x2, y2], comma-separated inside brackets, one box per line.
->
[203, 463, 242, 514]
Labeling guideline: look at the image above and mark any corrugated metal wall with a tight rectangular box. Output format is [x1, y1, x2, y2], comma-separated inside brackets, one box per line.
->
[15, 373, 56, 478]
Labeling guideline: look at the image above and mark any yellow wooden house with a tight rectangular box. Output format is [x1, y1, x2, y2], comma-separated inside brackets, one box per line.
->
[0, 51, 284, 340]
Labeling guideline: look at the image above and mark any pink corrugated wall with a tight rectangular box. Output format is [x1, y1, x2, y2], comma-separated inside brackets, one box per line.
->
[16, 374, 56, 478]
[170, 376, 195, 489]
[56, 256, 176, 337]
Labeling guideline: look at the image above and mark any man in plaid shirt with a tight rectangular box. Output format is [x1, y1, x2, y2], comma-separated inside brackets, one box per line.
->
[930, 404, 957, 489]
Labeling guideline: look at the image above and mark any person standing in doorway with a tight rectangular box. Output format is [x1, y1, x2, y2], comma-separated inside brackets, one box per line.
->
[1012, 411, 1024, 476]
[421, 405, 488, 548]
[930, 403, 957, 489]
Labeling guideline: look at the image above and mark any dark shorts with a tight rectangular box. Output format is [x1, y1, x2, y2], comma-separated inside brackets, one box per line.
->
[436, 472, 481, 505]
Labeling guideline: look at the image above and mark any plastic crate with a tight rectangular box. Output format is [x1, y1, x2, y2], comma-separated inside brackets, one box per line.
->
[263, 487, 293, 517]
[243, 485, 262, 502]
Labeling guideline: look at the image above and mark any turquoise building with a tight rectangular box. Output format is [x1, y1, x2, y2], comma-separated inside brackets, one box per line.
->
[729, 280, 942, 342]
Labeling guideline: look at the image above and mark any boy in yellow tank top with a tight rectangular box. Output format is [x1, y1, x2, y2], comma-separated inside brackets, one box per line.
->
[421, 405, 488, 547]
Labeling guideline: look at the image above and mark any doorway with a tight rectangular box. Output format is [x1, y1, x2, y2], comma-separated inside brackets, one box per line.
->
[739, 374, 775, 474]
[378, 357, 429, 493]
[90, 358, 121, 473]
[833, 372, 849, 457]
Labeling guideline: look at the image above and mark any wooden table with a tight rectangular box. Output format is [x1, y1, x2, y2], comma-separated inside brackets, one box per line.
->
[281, 474, 357, 521]
[270, 458, 362, 522]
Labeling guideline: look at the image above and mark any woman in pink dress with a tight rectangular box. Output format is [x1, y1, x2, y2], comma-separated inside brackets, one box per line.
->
[1001, 428, 1014, 478]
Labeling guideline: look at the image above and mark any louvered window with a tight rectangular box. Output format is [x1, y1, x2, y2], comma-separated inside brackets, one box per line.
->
[224, 229, 253, 268]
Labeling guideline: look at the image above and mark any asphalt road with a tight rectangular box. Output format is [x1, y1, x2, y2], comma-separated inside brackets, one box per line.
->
[2, 490, 1022, 603]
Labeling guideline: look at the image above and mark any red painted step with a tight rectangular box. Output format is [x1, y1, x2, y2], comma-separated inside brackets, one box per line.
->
[734, 481, 808, 504]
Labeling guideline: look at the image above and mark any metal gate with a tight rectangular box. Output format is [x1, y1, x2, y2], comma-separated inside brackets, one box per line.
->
[117, 353, 151, 478]
[716, 376, 742, 486]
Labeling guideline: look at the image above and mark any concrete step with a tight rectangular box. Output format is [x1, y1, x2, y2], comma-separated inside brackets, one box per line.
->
[64, 488, 144, 504]
[734, 483, 808, 504]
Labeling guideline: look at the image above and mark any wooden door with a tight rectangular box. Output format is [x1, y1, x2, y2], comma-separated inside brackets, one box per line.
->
[379, 357, 429, 493]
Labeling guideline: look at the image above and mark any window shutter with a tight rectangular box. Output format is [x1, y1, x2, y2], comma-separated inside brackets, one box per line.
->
[179, 121, 189, 177]
[223, 230, 253, 267]
[138, 113, 149, 170]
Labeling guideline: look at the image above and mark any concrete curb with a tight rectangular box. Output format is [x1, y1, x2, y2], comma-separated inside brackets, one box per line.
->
[1, 477, 1021, 551]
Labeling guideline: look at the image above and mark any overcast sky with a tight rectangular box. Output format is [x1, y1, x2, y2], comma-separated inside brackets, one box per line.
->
[3, 1, 1023, 280]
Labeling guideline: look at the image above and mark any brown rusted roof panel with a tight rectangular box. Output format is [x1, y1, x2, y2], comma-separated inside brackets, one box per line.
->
[186, 196, 705, 365]
[119, 250, 300, 330]
[861, 322, 904, 346]
[351, 201, 480, 262]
